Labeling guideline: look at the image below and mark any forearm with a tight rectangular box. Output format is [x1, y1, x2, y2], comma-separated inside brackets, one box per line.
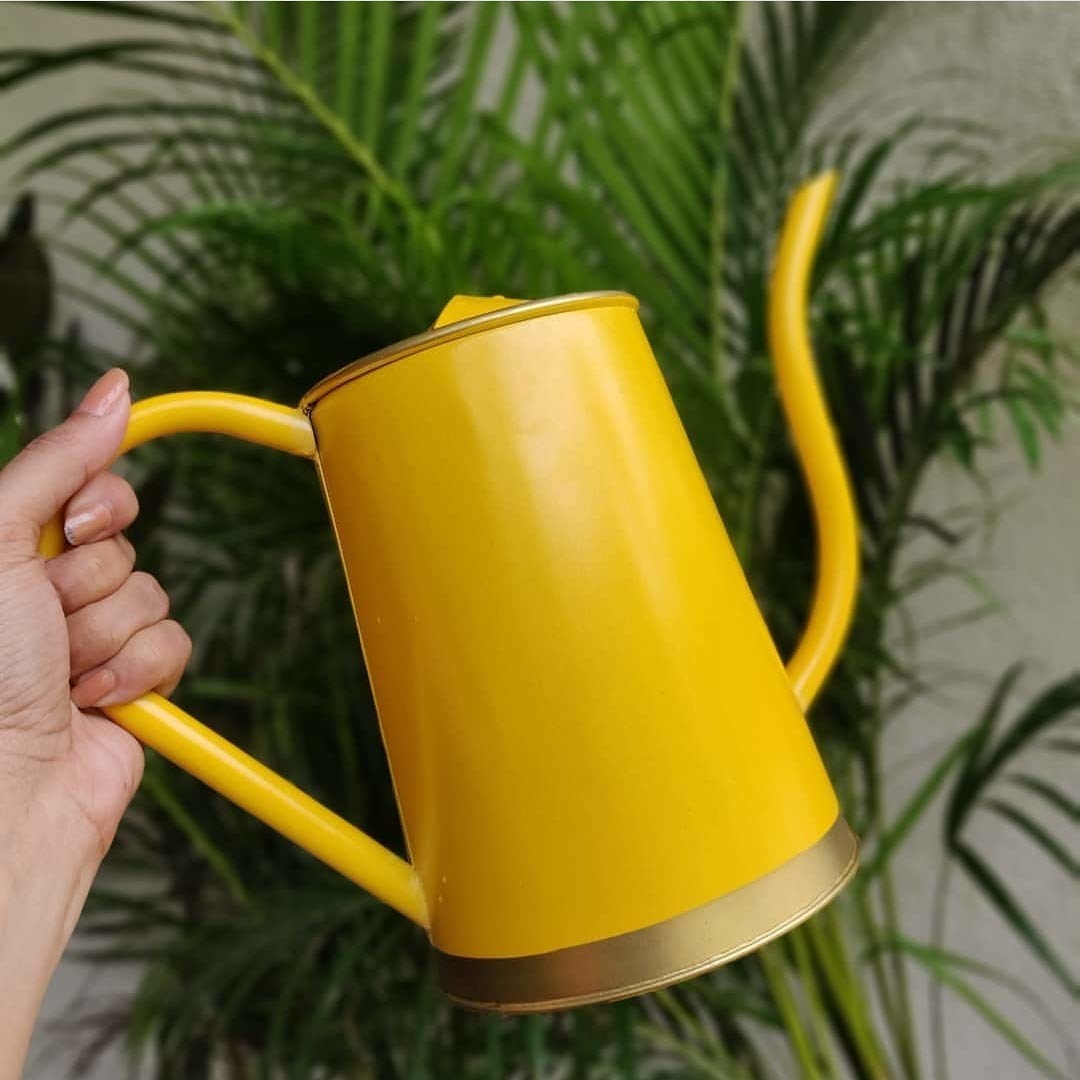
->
[0, 367, 157, 1074]
[0, 806, 95, 1080]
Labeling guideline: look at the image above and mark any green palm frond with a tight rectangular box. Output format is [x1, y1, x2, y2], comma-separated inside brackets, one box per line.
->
[943, 668, 1079, 998]
[872, 936, 1076, 1079]
[815, 176, 1080, 547]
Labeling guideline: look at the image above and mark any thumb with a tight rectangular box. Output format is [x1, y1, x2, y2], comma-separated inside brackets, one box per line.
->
[0, 369, 131, 545]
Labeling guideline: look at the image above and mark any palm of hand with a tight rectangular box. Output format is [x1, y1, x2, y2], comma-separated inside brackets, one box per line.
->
[0, 545, 142, 863]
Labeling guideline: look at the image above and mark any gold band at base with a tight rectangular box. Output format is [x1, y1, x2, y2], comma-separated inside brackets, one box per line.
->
[436, 816, 858, 1013]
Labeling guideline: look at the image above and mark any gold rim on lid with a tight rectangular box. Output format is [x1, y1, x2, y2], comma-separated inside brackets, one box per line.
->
[300, 291, 639, 410]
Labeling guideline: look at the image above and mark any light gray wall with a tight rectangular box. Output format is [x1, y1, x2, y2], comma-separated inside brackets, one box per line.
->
[817, 6, 1080, 1079]
[2, 4, 1077, 1078]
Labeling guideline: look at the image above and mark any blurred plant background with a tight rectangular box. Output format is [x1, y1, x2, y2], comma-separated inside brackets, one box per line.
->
[2, 2, 1078, 1077]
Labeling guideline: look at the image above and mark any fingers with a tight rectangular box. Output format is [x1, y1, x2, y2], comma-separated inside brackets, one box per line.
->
[71, 620, 192, 709]
[0, 369, 130, 551]
[67, 571, 169, 677]
[46, 534, 136, 614]
[62, 471, 139, 546]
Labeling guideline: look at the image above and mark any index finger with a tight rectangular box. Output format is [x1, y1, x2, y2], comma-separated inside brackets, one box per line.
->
[0, 370, 130, 543]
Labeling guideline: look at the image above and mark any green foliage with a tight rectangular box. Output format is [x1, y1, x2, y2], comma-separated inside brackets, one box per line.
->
[943, 668, 1079, 996]
[3, 1, 1079, 1076]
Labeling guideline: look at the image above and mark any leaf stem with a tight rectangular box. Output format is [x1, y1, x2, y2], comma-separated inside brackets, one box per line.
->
[930, 862, 953, 1080]
[866, 738, 923, 1079]
[759, 944, 821, 1079]
[878, 852, 921, 1076]
[711, 2, 745, 390]
[790, 929, 842, 1078]
[854, 886, 900, 1022]
[141, 764, 249, 907]
[209, 2, 437, 252]
[806, 913, 890, 1079]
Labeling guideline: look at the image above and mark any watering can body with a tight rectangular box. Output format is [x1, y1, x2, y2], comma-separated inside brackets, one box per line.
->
[41, 177, 858, 1011]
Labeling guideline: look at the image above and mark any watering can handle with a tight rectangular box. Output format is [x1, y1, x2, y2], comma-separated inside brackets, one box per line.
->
[769, 172, 860, 710]
[38, 395, 430, 929]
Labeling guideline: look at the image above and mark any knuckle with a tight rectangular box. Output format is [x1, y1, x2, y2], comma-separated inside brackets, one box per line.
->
[136, 622, 189, 674]
[135, 631, 168, 672]
[121, 480, 140, 517]
[73, 537, 131, 591]
[132, 571, 169, 616]
[112, 534, 136, 574]
[16, 427, 92, 510]
[30, 425, 79, 455]
[82, 545, 112, 583]
[100, 473, 139, 522]
[170, 621, 194, 663]
[116, 532, 136, 565]
[29, 426, 92, 483]
[67, 613, 99, 670]
[49, 537, 136, 613]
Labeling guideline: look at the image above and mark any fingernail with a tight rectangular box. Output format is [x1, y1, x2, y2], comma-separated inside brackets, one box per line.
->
[77, 368, 129, 417]
[63, 503, 112, 546]
[71, 667, 117, 709]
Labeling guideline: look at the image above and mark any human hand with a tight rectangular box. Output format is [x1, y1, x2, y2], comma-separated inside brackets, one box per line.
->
[0, 369, 191, 1075]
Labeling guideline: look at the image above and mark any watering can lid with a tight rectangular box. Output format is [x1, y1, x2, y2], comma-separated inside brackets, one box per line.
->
[433, 295, 524, 327]
[299, 291, 637, 409]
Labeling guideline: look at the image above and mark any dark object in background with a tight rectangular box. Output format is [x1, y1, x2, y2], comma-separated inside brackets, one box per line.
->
[0, 192, 52, 360]
[0, 192, 54, 433]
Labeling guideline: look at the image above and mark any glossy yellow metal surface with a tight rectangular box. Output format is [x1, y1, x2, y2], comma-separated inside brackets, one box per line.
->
[118, 392, 317, 460]
[312, 295, 839, 961]
[770, 173, 860, 710]
[37, 173, 859, 1010]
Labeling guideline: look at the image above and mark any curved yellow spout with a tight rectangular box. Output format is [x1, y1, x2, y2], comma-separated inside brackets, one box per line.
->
[769, 173, 860, 711]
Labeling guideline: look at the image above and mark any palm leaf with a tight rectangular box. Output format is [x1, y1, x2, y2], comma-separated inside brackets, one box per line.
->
[874, 936, 1075, 1078]
[943, 671, 1080, 996]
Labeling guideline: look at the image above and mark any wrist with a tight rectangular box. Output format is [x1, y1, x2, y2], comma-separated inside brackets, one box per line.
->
[0, 789, 99, 1075]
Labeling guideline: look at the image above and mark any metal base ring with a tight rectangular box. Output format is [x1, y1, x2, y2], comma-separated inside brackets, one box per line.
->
[436, 816, 859, 1013]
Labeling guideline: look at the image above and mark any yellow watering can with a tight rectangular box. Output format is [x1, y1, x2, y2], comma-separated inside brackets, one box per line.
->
[42, 175, 859, 1011]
